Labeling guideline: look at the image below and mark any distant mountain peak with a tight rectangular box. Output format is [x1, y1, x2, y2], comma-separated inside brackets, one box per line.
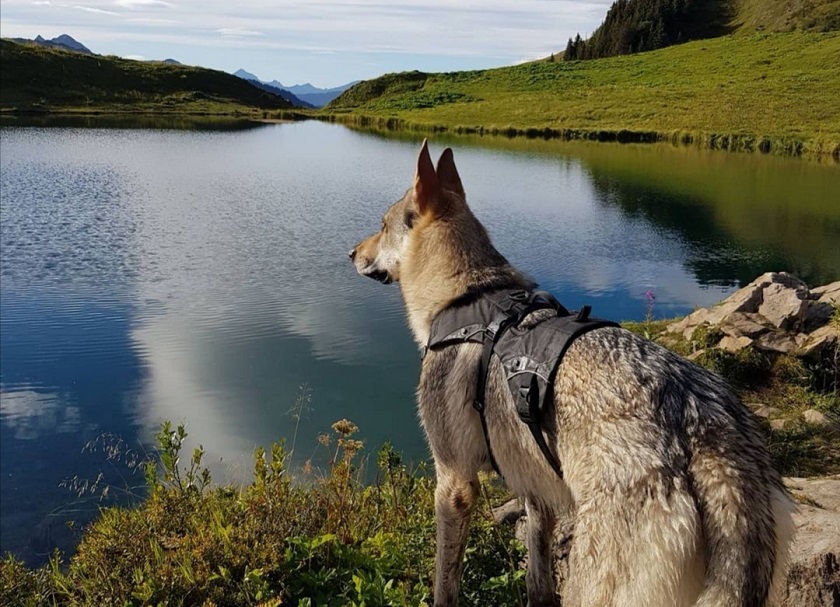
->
[233, 68, 261, 81]
[18, 34, 93, 54]
[233, 67, 358, 107]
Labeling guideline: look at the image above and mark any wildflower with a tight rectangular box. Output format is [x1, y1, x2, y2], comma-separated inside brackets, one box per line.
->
[331, 419, 358, 437]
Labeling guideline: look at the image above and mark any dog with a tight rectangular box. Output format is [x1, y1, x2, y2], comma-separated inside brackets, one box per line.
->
[350, 140, 794, 607]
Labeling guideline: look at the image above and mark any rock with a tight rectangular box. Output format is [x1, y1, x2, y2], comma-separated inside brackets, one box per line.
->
[803, 409, 832, 427]
[782, 476, 840, 607]
[811, 281, 840, 307]
[492, 498, 524, 524]
[752, 405, 780, 418]
[666, 272, 824, 340]
[759, 282, 809, 331]
[755, 331, 800, 354]
[798, 325, 840, 361]
[771, 419, 789, 431]
[719, 335, 753, 353]
[753, 272, 808, 291]
[687, 349, 706, 361]
[721, 312, 771, 338]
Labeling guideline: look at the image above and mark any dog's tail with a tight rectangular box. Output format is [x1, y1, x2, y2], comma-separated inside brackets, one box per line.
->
[690, 455, 795, 606]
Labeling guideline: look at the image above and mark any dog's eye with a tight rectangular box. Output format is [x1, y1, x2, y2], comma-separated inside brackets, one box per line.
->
[404, 211, 417, 229]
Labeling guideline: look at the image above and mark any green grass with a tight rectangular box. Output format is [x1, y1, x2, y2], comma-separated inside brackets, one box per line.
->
[0, 39, 293, 115]
[325, 32, 840, 158]
[732, 0, 840, 33]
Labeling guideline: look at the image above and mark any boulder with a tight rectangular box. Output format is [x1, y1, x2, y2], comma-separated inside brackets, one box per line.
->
[798, 325, 840, 361]
[782, 476, 840, 607]
[758, 282, 810, 331]
[811, 281, 840, 307]
[666, 272, 824, 340]
[719, 335, 753, 353]
[755, 331, 800, 355]
[721, 312, 771, 338]
[803, 409, 832, 427]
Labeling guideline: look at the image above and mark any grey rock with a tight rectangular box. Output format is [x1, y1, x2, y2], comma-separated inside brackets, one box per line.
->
[752, 405, 780, 418]
[492, 498, 524, 525]
[759, 282, 809, 331]
[803, 409, 832, 427]
[782, 476, 840, 607]
[719, 335, 753, 353]
[811, 282, 840, 307]
[721, 312, 771, 338]
[798, 325, 840, 361]
[755, 331, 799, 354]
[771, 419, 789, 431]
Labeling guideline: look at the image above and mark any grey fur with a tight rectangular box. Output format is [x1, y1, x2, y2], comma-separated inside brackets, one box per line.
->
[351, 141, 794, 607]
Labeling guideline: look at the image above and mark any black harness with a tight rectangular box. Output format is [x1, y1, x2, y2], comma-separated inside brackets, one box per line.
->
[423, 288, 618, 479]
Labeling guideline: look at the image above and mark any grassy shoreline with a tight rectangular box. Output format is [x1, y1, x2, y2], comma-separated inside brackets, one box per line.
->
[315, 112, 838, 159]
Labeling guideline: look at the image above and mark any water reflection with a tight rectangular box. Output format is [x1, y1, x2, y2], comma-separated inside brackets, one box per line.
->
[2, 120, 838, 566]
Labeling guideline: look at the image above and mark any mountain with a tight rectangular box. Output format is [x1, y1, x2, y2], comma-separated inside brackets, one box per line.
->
[284, 82, 359, 108]
[0, 39, 293, 113]
[162, 58, 181, 65]
[231, 70, 312, 108]
[244, 80, 315, 109]
[12, 34, 93, 54]
[234, 68, 260, 81]
[233, 69, 358, 107]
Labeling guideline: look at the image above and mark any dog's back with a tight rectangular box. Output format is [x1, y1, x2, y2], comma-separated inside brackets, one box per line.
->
[483, 325, 794, 606]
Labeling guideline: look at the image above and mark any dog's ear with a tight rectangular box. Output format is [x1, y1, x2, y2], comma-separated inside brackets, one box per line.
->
[414, 139, 441, 217]
[436, 148, 464, 200]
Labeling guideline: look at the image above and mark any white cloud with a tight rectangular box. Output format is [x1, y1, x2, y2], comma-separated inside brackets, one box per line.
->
[122, 53, 145, 59]
[73, 4, 119, 15]
[215, 27, 264, 38]
[114, 0, 174, 8]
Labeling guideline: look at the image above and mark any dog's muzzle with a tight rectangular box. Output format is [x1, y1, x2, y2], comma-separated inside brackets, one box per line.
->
[365, 269, 393, 284]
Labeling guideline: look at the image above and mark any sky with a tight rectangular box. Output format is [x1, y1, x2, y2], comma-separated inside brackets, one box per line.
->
[0, 0, 613, 89]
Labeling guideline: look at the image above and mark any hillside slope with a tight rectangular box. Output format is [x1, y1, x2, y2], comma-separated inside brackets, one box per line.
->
[565, 0, 839, 61]
[733, 0, 840, 33]
[0, 40, 293, 113]
[326, 32, 840, 157]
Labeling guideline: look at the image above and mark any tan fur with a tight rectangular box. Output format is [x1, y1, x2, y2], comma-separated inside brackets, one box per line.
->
[350, 140, 794, 607]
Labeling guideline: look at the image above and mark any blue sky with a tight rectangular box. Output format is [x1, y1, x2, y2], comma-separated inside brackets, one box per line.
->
[0, 1, 612, 88]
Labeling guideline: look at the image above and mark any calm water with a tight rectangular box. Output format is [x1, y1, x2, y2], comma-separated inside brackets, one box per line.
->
[1, 120, 838, 564]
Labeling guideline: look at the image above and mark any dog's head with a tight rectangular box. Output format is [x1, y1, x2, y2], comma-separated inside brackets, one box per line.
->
[349, 139, 464, 285]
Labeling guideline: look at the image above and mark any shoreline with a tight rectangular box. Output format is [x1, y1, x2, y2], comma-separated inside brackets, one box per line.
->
[2, 107, 837, 161]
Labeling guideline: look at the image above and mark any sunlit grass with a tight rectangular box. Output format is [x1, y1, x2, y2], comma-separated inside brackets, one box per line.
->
[326, 32, 840, 157]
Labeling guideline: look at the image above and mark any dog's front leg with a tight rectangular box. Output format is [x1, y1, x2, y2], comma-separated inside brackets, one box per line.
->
[433, 467, 479, 607]
[525, 498, 559, 607]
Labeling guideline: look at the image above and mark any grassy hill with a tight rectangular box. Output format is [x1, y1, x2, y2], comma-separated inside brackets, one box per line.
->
[325, 32, 840, 157]
[733, 0, 840, 33]
[0, 39, 293, 114]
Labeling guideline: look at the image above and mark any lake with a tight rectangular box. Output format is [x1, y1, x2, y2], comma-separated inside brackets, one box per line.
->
[1, 119, 838, 565]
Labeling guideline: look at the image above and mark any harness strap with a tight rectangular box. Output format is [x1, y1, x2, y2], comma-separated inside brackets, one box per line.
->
[425, 288, 617, 481]
[472, 291, 562, 477]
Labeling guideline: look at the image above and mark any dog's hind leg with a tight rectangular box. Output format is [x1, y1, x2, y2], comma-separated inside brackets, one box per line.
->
[433, 466, 479, 607]
[524, 497, 560, 607]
